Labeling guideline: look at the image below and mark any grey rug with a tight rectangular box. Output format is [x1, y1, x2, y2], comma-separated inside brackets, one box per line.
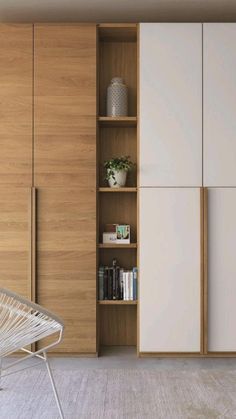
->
[0, 368, 236, 419]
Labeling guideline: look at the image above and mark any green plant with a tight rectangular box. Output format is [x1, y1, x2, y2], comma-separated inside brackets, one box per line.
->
[104, 156, 134, 184]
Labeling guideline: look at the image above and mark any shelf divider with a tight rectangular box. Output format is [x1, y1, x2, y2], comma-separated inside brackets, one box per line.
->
[98, 243, 137, 249]
[98, 116, 137, 127]
[99, 187, 137, 193]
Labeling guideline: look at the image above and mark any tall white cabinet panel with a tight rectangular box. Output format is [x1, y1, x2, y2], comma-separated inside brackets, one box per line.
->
[140, 188, 201, 352]
[208, 189, 236, 351]
[140, 23, 202, 187]
[204, 24, 236, 186]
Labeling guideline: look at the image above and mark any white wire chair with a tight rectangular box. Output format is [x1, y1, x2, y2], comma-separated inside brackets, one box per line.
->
[0, 288, 65, 419]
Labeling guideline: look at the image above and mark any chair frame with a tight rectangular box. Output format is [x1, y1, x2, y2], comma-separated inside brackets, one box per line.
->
[0, 289, 65, 419]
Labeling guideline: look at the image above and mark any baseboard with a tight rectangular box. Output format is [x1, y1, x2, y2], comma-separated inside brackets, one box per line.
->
[139, 352, 236, 358]
[46, 352, 98, 357]
[139, 352, 201, 358]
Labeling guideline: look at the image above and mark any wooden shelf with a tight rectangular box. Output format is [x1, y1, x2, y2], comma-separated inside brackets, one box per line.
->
[98, 116, 137, 127]
[98, 23, 138, 349]
[99, 187, 137, 193]
[98, 243, 137, 249]
[98, 300, 137, 305]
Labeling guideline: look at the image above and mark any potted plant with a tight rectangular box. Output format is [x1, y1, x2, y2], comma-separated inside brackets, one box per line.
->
[104, 156, 134, 188]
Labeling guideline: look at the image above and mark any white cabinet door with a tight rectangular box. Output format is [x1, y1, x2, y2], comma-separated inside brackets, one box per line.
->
[139, 188, 201, 353]
[208, 189, 236, 351]
[140, 24, 202, 187]
[204, 24, 236, 187]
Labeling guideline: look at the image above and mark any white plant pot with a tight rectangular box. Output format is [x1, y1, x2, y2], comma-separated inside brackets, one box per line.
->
[108, 169, 127, 188]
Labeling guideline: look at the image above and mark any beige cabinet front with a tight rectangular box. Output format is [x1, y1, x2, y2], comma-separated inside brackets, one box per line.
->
[139, 188, 201, 353]
[204, 24, 236, 187]
[140, 23, 202, 187]
[207, 188, 236, 352]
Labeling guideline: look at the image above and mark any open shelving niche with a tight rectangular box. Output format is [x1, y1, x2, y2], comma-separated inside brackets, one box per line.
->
[97, 23, 138, 353]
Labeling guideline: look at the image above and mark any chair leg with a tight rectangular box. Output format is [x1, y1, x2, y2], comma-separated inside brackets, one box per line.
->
[43, 351, 64, 419]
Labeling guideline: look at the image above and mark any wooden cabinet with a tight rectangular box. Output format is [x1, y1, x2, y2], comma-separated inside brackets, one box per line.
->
[0, 24, 33, 187]
[34, 24, 96, 188]
[2, 21, 236, 357]
[139, 188, 202, 353]
[138, 23, 236, 357]
[204, 24, 236, 187]
[34, 25, 97, 354]
[0, 24, 33, 300]
[37, 188, 96, 354]
[140, 23, 202, 187]
[207, 189, 236, 352]
[0, 188, 32, 300]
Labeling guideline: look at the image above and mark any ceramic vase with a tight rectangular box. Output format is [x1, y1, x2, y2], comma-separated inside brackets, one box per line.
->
[107, 77, 128, 117]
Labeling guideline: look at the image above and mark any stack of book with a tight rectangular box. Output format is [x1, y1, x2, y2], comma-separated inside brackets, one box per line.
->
[98, 259, 137, 301]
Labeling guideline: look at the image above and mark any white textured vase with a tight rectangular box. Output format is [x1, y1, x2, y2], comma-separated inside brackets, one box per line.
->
[107, 77, 128, 117]
[108, 169, 127, 188]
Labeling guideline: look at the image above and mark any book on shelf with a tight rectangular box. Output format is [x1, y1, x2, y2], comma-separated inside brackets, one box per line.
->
[133, 267, 138, 300]
[98, 266, 105, 301]
[98, 259, 138, 301]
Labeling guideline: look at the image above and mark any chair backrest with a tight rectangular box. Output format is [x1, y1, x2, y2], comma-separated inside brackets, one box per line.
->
[0, 288, 64, 327]
[0, 288, 64, 357]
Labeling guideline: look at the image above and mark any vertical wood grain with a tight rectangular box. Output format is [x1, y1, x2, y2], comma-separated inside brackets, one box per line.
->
[97, 24, 138, 352]
[99, 40, 137, 116]
[100, 305, 137, 345]
[99, 193, 137, 243]
[99, 127, 137, 187]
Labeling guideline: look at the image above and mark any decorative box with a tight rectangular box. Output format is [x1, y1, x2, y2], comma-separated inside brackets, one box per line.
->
[103, 232, 117, 244]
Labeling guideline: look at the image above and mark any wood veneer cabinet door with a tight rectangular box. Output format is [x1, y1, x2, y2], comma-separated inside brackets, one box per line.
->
[34, 25, 97, 353]
[37, 188, 96, 354]
[0, 188, 32, 299]
[139, 188, 201, 353]
[204, 24, 236, 187]
[34, 24, 96, 188]
[0, 24, 33, 187]
[140, 23, 202, 187]
[208, 189, 236, 351]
